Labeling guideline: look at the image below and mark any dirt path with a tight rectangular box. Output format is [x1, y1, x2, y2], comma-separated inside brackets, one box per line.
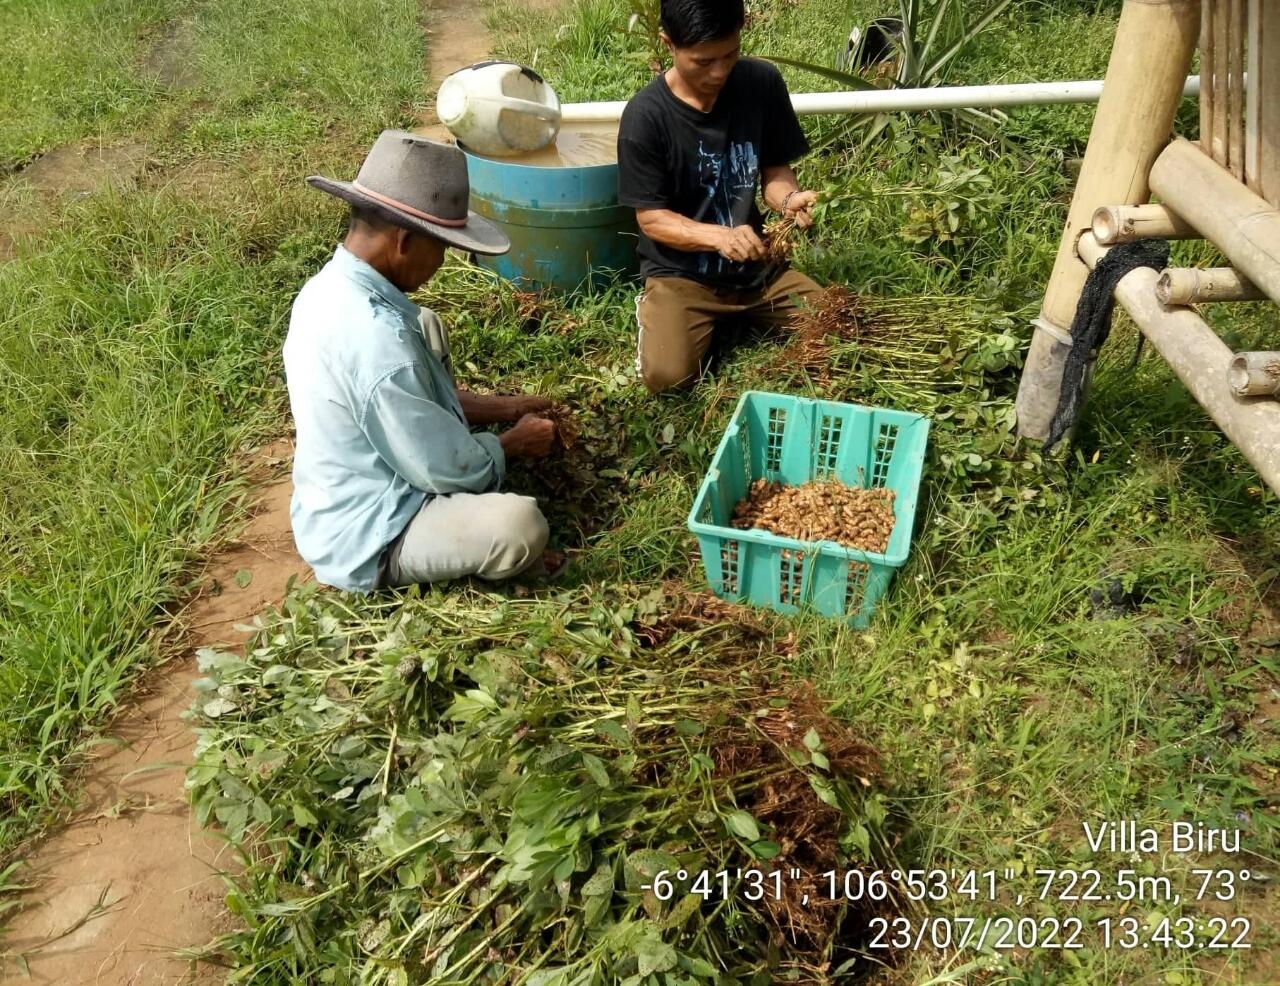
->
[415, 0, 497, 141]
[415, 0, 562, 140]
[1, 441, 311, 984]
[2, 0, 570, 975]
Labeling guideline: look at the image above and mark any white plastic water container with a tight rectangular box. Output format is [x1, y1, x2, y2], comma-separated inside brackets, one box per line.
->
[436, 62, 561, 157]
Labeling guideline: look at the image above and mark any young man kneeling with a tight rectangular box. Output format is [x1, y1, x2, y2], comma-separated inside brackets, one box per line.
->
[617, 0, 822, 393]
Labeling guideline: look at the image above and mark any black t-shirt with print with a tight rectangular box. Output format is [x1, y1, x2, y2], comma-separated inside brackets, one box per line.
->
[616, 57, 809, 291]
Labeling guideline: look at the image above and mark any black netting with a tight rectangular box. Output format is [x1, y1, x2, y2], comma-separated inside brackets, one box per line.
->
[1045, 239, 1170, 451]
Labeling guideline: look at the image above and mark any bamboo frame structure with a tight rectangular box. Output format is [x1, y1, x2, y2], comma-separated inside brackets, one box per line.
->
[1150, 137, 1280, 305]
[1155, 267, 1264, 305]
[1229, 351, 1280, 396]
[1091, 204, 1198, 245]
[1015, 0, 1201, 440]
[1245, 1, 1280, 202]
[1015, 0, 1280, 493]
[1076, 234, 1280, 489]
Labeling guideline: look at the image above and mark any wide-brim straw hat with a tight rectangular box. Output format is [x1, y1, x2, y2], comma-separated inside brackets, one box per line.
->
[307, 130, 510, 256]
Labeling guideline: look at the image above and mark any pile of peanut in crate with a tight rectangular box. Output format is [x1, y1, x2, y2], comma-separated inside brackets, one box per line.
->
[730, 479, 896, 553]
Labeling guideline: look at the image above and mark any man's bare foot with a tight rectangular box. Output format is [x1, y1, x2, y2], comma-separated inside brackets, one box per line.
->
[517, 548, 567, 585]
[537, 548, 567, 580]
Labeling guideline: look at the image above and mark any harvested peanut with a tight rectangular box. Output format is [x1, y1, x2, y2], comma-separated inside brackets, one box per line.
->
[730, 479, 896, 554]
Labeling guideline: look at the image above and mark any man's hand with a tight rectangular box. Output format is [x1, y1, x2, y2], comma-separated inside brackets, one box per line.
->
[717, 224, 767, 263]
[457, 390, 554, 425]
[783, 189, 819, 228]
[508, 395, 554, 419]
[499, 414, 556, 459]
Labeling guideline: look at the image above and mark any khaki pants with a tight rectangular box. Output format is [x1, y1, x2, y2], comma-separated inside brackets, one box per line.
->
[377, 492, 549, 587]
[634, 269, 821, 393]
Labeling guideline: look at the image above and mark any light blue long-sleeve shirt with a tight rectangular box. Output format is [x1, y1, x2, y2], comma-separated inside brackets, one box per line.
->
[282, 244, 506, 592]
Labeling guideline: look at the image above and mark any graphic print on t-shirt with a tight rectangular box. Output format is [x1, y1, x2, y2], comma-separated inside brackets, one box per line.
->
[694, 140, 759, 277]
[615, 57, 810, 289]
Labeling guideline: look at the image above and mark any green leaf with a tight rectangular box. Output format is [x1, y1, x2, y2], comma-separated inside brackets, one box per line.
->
[802, 727, 822, 751]
[581, 752, 611, 788]
[293, 803, 318, 828]
[677, 953, 719, 978]
[661, 893, 702, 930]
[724, 809, 761, 841]
[673, 718, 704, 736]
[636, 937, 678, 976]
[527, 969, 572, 986]
[584, 891, 610, 927]
[233, 568, 253, 589]
[261, 664, 294, 687]
[464, 687, 497, 708]
[202, 697, 238, 718]
[810, 751, 830, 771]
[750, 839, 781, 860]
[757, 54, 879, 91]
[581, 864, 614, 897]
[594, 718, 631, 746]
[215, 802, 248, 839]
[625, 849, 680, 890]
[809, 775, 839, 808]
[846, 821, 871, 860]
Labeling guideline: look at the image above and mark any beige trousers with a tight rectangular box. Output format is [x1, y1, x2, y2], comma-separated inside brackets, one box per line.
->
[634, 268, 821, 393]
[378, 492, 549, 587]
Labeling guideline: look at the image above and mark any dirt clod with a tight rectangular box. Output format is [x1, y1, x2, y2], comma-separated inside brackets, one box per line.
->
[545, 402, 580, 450]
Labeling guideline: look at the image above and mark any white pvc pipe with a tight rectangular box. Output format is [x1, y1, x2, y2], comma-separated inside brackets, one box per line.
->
[560, 75, 1203, 124]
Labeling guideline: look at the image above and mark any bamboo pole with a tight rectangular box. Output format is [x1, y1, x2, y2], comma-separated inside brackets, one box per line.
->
[1245, 0, 1280, 203]
[1227, 0, 1245, 179]
[1245, 0, 1258, 191]
[1229, 351, 1280, 396]
[1016, 0, 1201, 441]
[1155, 267, 1265, 304]
[1091, 204, 1199, 244]
[1076, 233, 1280, 491]
[1213, 0, 1229, 163]
[1202, 1, 1216, 158]
[1149, 137, 1280, 304]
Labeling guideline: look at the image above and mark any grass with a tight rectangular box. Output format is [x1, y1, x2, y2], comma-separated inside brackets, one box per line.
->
[0, 0, 427, 852]
[2, 0, 1278, 982]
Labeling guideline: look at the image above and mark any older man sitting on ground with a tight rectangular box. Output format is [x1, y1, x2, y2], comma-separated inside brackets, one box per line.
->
[284, 130, 561, 593]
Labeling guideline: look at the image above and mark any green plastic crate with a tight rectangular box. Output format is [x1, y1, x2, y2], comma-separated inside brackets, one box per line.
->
[687, 391, 930, 626]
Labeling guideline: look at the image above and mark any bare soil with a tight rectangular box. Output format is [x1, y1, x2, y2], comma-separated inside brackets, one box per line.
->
[1, 441, 312, 985]
[141, 17, 201, 90]
[14, 142, 151, 198]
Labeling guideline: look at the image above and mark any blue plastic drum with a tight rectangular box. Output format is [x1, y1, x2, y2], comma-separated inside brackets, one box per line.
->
[461, 124, 639, 292]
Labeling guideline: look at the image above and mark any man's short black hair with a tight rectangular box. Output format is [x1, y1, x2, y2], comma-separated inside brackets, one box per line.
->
[347, 203, 403, 236]
[660, 0, 745, 48]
